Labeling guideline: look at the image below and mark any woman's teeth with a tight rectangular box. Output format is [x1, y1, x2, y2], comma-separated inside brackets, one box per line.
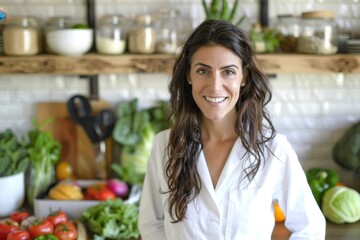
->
[205, 97, 226, 103]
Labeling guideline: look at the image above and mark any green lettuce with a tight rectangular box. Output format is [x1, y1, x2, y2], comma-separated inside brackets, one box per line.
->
[322, 186, 360, 224]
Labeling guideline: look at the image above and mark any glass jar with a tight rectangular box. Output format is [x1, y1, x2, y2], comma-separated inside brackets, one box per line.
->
[96, 14, 127, 55]
[44, 16, 72, 53]
[275, 14, 300, 53]
[3, 16, 42, 56]
[128, 13, 156, 54]
[155, 8, 180, 54]
[297, 11, 338, 55]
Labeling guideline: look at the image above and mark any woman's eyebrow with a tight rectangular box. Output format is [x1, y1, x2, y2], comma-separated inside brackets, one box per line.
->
[220, 64, 239, 70]
[194, 63, 239, 70]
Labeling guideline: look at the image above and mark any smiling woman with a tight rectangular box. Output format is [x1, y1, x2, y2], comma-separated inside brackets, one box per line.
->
[138, 19, 326, 239]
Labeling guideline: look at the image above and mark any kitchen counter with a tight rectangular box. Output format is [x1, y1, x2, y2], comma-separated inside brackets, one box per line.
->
[272, 221, 360, 239]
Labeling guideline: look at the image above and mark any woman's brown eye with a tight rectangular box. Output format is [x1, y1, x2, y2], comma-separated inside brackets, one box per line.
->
[197, 69, 207, 75]
[224, 69, 235, 76]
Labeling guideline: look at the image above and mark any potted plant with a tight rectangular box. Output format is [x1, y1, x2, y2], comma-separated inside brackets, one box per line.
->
[0, 129, 30, 216]
[25, 119, 62, 206]
[201, 0, 246, 26]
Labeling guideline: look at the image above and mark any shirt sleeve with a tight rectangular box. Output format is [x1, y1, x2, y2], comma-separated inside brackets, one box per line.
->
[274, 137, 326, 239]
[138, 133, 167, 240]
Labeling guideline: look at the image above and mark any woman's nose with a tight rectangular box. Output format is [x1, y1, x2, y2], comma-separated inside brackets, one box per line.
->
[209, 72, 222, 90]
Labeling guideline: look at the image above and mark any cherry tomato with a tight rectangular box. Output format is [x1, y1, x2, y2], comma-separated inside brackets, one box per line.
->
[28, 219, 54, 239]
[54, 222, 77, 240]
[6, 229, 30, 240]
[86, 183, 116, 200]
[46, 210, 67, 227]
[0, 219, 19, 240]
[10, 211, 30, 225]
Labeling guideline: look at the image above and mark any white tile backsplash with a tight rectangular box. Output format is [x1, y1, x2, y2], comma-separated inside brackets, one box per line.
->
[0, 0, 359, 186]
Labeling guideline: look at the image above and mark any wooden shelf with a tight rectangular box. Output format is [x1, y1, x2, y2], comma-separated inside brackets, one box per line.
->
[0, 53, 360, 75]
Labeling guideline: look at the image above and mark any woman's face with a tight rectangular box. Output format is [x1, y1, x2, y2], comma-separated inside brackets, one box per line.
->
[188, 45, 244, 122]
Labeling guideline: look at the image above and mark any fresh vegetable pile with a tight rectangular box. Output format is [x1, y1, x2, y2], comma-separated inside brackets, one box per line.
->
[81, 199, 140, 240]
[47, 179, 130, 202]
[306, 167, 360, 224]
[0, 210, 84, 240]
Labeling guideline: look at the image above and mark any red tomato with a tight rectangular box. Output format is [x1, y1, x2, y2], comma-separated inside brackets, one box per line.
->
[86, 183, 106, 199]
[0, 219, 19, 240]
[28, 220, 54, 239]
[93, 188, 116, 201]
[10, 211, 30, 225]
[86, 183, 115, 201]
[46, 210, 67, 227]
[6, 229, 30, 240]
[54, 222, 77, 240]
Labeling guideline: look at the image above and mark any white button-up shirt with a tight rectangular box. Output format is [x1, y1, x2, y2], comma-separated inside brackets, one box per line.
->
[139, 130, 326, 240]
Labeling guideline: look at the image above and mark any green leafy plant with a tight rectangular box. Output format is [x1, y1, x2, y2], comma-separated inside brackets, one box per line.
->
[249, 23, 280, 53]
[81, 199, 140, 240]
[112, 99, 171, 184]
[0, 129, 29, 177]
[26, 119, 62, 205]
[202, 0, 246, 26]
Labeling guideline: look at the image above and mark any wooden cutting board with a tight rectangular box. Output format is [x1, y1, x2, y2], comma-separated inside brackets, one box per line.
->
[36, 99, 114, 179]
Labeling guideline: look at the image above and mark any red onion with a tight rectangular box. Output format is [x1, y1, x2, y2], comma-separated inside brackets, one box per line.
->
[106, 178, 129, 198]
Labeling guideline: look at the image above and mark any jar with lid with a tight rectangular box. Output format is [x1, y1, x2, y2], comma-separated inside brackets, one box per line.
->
[44, 16, 72, 53]
[297, 11, 338, 55]
[275, 14, 300, 53]
[96, 14, 127, 55]
[3, 16, 42, 56]
[155, 8, 180, 54]
[128, 13, 156, 54]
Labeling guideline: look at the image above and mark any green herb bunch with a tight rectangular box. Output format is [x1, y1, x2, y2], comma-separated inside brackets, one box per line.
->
[0, 129, 29, 177]
[26, 119, 62, 205]
[202, 0, 245, 26]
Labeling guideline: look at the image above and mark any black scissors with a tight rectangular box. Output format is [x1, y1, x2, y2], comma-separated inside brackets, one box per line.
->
[67, 94, 116, 143]
[67, 94, 116, 179]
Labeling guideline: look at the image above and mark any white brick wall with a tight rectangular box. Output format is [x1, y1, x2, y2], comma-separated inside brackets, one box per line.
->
[0, 0, 359, 188]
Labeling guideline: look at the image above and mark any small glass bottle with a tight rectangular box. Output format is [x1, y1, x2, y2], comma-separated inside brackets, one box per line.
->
[155, 8, 180, 54]
[128, 13, 156, 54]
[275, 14, 300, 53]
[297, 11, 338, 55]
[96, 14, 127, 55]
[3, 16, 42, 56]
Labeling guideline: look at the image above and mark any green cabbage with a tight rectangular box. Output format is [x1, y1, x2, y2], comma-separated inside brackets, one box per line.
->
[322, 186, 360, 224]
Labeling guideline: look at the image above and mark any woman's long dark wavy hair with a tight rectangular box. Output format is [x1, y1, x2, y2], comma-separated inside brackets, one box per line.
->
[165, 19, 276, 222]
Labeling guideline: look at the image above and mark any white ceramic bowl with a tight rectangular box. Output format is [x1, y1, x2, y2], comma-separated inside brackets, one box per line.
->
[46, 29, 94, 56]
[0, 172, 25, 217]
